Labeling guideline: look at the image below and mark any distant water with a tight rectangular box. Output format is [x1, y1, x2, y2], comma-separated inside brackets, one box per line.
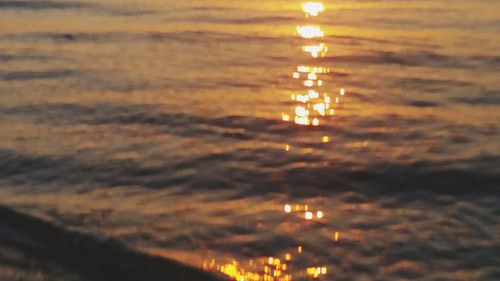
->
[1, 0, 499, 280]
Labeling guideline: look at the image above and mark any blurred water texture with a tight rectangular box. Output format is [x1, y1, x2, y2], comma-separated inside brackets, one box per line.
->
[0, 0, 499, 280]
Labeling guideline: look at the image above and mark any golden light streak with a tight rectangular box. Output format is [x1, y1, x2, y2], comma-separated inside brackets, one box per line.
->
[297, 66, 329, 74]
[306, 266, 328, 278]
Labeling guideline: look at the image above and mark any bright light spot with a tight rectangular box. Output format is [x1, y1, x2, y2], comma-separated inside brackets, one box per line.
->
[324, 96, 331, 103]
[308, 90, 319, 98]
[307, 266, 328, 278]
[307, 72, 318, 80]
[295, 106, 308, 117]
[304, 80, 314, 87]
[305, 211, 313, 220]
[316, 211, 324, 219]
[297, 66, 329, 74]
[297, 25, 324, 39]
[318, 80, 323, 86]
[295, 116, 310, 125]
[322, 136, 329, 143]
[297, 246, 302, 253]
[285, 144, 290, 152]
[302, 2, 325, 16]
[313, 103, 325, 116]
[268, 257, 274, 264]
[334, 231, 340, 242]
[336, 97, 339, 103]
[329, 109, 335, 115]
[303, 43, 327, 58]
[282, 113, 290, 122]
[293, 72, 300, 79]
[340, 88, 345, 95]
[296, 94, 309, 103]
[285, 253, 291, 261]
[284, 204, 292, 213]
[312, 118, 319, 126]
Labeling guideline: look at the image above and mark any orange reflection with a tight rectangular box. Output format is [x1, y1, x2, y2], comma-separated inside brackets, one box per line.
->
[283, 2, 346, 128]
[282, 203, 325, 221]
[204, 255, 294, 281]
[334, 231, 340, 242]
[302, 43, 328, 58]
[306, 266, 328, 278]
[297, 66, 329, 73]
[203, 3, 346, 280]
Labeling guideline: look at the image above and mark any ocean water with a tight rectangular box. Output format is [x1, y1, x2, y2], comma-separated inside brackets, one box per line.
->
[0, 0, 499, 280]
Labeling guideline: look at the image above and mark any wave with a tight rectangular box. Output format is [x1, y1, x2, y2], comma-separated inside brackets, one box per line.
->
[0, 143, 498, 196]
[0, 70, 76, 81]
[0, 0, 155, 16]
[0, 0, 90, 10]
[320, 50, 500, 71]
[0, 204, 222, 281]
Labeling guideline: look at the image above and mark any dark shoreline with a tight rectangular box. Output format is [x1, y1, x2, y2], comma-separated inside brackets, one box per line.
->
[0, 204, 223, 281]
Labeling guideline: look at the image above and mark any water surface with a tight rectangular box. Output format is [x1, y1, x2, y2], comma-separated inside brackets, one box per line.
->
[1, 0, 499, 280]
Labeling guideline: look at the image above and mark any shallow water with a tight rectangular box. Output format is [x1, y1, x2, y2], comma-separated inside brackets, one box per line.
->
[1, 0, 500, 280]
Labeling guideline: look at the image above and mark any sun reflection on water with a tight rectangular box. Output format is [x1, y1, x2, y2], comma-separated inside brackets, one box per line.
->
[284, 2, 346, 128]
[203, 2, 348, 280]
[203, 202, 341, 280]
[302, 2, 325, 17]
[296, 25, 324, 39]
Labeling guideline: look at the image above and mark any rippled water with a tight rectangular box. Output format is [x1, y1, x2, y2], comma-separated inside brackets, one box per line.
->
[1, 0, 500, 280]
